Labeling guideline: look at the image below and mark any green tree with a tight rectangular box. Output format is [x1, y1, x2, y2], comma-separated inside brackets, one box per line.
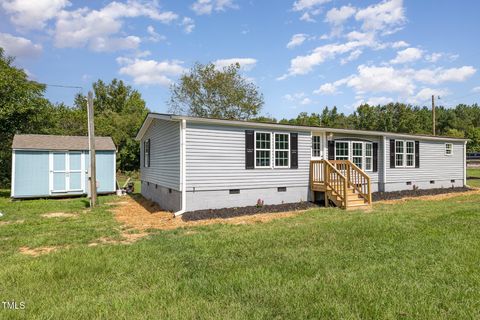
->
[0, 48, 50, 187]
[168, 62, 264, 120]
[74, 79, 149, 171]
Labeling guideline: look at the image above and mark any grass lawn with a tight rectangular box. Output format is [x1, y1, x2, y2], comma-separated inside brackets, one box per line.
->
[1, 190, 480, 319]
[467, 168, 480, 187]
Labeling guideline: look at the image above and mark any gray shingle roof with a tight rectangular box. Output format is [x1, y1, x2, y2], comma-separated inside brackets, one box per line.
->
[12, 134, 116, 151]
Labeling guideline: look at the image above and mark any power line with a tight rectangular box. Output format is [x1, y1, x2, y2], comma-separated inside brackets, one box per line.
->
[42, 83, 83, 90]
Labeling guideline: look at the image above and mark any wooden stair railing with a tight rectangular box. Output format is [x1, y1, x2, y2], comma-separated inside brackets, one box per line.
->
[330, 160, 372, 205]
[310, 159, 372, 209]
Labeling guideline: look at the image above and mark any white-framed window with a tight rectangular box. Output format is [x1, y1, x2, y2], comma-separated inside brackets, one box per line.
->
[365, 143, 373, 171]
[335, 141, 349, 160]
[312, 135, 322, 158]
[274, 133, 289, 168]
[445, 143, 453, 155]
[352, 142, 363, 169]
[144, 139, 150, 168]
[255, 132, 271, 167]
[335, 141, 373, 172]
[394, 140, 415, 168]
[395, 140, 404, 167]
[406, 141, 415, 167]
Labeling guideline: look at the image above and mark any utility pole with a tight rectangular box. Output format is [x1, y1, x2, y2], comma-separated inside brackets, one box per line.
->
[87, 91, 97, 207]
[432, 95, 436, 136]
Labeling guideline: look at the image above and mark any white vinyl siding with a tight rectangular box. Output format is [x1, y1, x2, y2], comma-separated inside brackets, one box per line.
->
[140, 119, 181, 190]
[185, 123, 310, 191]
[385, 138, 464, 186]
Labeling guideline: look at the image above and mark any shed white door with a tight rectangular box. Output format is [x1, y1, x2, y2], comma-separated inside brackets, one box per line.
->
[51, 152, 83, 193]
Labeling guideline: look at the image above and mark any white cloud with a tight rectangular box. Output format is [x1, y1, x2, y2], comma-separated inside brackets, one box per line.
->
[89, 36, 141, 52]
[341, 49, 362, 65]
[345, 64, 416, 95]
[293, 0, 330, 12]
[191, 0, 237, 15]
[293, 0, 330, 22]
[147, 25, 166, 42]
[284, 92, 313, 105]
[53, 1, 178, 51]
[315, 64, 476, 104]
[325, 5, 356, 25]
[213, 58, 257, 71]
[425, 52, 442, 63]
[314, 83, 338, 95]
[413, 66, 476, 85]
[279, 40, 372, 78]
[368, 96, 394, 105]
[0, 32, 42, 58]
[286, 33, 308, 49]
[412, 88, 449, 104]
[391, 40, 409, 48]
[390, 47, 423, 64]
[472, 86, 480, 93]
[117, 57, 185, 86]
[181, 17, 195, 33]
[355, 0, 405, 34]
[1, 0, 70, 30]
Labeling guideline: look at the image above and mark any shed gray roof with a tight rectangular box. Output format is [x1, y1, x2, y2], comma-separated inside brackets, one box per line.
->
[12, 134, 116, 151]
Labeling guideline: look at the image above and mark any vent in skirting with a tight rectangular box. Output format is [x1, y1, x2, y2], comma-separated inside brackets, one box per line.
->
[168, 188, 172, 193]
[430, 180, 435, 184]
[406, 181, 412, 186]
[229, 189, 240, 194]
[451, 179, 456, 183]
[277, 187, 287, 192]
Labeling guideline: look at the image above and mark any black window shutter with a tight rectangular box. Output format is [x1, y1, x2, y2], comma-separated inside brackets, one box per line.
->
[415, 141, 420, 168]
[390, 139, 395, 168]
[290, 133, 298, 169]
[373, 142, 378, 172]
[327, 140, 335, 160]
[147, 139, 150, 167]
[245, 130, 255, 169]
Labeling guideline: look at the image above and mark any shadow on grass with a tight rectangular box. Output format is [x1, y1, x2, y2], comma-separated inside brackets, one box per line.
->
[129, 193, 168, 214]
[0, 190, 10, 199]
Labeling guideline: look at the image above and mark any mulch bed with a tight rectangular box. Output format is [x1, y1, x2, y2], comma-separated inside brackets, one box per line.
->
[372, 187, 472, 201]
[181, 201, 320, 222]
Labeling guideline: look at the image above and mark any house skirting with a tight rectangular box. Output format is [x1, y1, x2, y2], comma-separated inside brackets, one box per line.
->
[185, 186, 311, 212]
[383, 178, 464, 192]
[141, 181, 182, 212]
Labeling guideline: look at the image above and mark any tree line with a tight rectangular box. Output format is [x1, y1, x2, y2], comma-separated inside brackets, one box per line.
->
[1, 48, 479, 187]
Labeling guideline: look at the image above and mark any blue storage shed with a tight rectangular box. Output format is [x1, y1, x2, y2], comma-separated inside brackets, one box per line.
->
[11, 134, 117, 198]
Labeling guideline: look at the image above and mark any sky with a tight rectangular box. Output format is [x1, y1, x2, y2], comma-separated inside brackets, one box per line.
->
[1, 0, 479, 119]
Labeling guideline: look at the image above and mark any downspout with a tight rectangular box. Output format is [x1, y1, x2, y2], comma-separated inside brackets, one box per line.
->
[382, 136, 387, 192]
[174, 119, 187, 217]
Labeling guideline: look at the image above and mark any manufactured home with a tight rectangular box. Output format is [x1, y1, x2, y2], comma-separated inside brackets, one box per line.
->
[136, 113, 467, 214]
[11, 134, 116, 198]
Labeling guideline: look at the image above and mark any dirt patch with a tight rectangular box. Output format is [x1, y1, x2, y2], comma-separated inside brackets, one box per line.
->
[41, 212, 77, 218]
[110, 196, 314, 231]
[182, 202, 320, 222]
[19, 246, 61, 257]
[376, 188, 480, 204]
[105, 201, 130, 206]
[373, 187, 473, 202]
[88, 231, 148, 247]
[0, 220, 24, 226]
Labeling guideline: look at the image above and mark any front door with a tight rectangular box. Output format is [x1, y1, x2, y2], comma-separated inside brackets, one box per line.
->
[52, 152, 83, 193]
[312, 133, 326, 159]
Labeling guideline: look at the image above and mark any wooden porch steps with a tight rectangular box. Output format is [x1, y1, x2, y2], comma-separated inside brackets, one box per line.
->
[310, 159, 372, 211]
